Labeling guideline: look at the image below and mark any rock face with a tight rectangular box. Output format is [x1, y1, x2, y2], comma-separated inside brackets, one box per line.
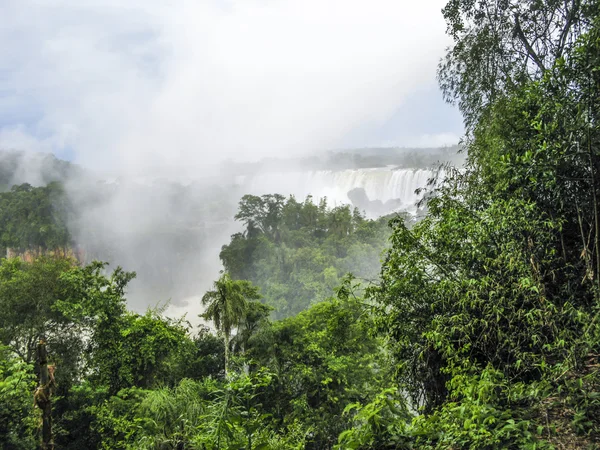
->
[5, 247, 85, 263]
[347, 188, 403, 217]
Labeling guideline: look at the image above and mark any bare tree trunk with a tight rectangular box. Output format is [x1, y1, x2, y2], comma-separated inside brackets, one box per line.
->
[224, 334, 229, 377]
[576, 201, 593, 281]
[588, 130, 600, 297]
[36, 338, 54, 450]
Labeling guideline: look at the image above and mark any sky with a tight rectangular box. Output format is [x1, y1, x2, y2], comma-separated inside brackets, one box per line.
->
[0, 0, 463, 176]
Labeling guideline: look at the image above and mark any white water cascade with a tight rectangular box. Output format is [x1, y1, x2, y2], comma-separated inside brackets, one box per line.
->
[237, 167, 439, 215]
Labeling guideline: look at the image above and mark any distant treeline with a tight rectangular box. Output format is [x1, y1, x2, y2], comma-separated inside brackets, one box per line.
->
[223, 145, 464, 175]
[0, 150, 80, 192]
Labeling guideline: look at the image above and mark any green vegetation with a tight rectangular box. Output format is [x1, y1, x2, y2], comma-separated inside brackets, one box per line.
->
[201, 273, 263, 375]
[346, 2, 600, 447]
[0, 183, 72, 255]
[220, 194, 392, 318]
[2, 0, 600, 448]
[0, 345, 37, 449]
[0, 258, 385, 449]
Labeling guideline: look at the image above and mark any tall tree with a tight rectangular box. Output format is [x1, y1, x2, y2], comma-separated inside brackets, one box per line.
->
[35, 337, 55, 449]
[439, 0, 593, 128]
[235, 194, 286, 240]
[200, 273, 261, 375]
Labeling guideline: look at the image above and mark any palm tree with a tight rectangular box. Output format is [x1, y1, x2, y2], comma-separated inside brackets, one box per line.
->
[200, 273, 260, 376]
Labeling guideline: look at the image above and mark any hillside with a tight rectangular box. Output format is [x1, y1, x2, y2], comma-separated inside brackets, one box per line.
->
[0, 150, 81, 191]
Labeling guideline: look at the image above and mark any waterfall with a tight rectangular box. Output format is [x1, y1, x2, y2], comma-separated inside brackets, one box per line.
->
[237, 167, 439, 215]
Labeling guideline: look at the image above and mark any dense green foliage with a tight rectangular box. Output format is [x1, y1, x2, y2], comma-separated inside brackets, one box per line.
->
[220, 194, 392, 318]
[3, 0, 600, 448]
[0, 183, 71, 255]
[201, 272, 264, 375]
[343, 2, 600, 448]
[0, 345, 37, 448]
[439, 0, 590, 129]
[0, 258, 385, 449]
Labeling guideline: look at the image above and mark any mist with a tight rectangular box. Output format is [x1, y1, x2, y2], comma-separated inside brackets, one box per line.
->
[0, 0, 457, 168]
[65, 176, 240, 318]
[1, 1, 463, 317]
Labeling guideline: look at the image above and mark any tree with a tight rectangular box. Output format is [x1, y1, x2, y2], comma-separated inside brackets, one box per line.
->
[232, 301, 273, 363]
[235, 194, 286, 240]
[246, 279, 390, 448]
[354, 8, 600, 446]
[200, 273, 261, 376]
[0, 257, 76, 365]
[0, 183, 72, 254]
[36, 337, 55, 449]
[439, 0, 594, 128]
[115, 310, 191, 389]
[0, 346, 37, 449]
[56, 262, 136, 395]
[220, 195, 390, 318]
[173, 325, 226, 381]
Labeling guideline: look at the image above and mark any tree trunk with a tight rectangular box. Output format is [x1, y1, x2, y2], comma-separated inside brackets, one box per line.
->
[224, 333, 229, 377]
[37, 339, 54, 450]
[588, 131, 600, 297]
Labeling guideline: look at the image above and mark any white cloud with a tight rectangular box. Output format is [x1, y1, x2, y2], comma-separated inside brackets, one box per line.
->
[0, 0, 453, 175]
[0, 125, 54, 153]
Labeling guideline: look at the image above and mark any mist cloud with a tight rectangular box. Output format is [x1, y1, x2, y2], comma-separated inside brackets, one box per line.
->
[1, 0, 454, 175]
[0, 1, 461, 317]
